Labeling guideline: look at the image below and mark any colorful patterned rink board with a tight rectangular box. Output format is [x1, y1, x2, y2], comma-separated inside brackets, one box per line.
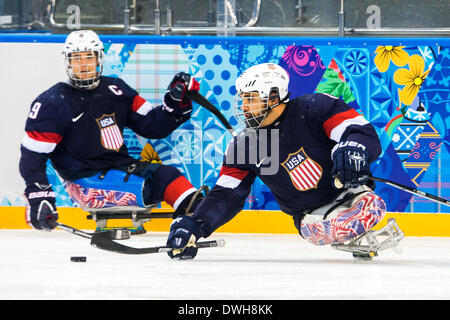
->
[0, 35, 449, 235]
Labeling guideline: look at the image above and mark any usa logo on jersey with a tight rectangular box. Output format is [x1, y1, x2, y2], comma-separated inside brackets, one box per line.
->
[96, 113, 123, 151]
[281, 147, 322, 191]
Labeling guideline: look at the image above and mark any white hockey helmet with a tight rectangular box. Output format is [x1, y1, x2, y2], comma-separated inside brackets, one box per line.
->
[62, 30, 104, 89]
[233, 63, 290, 129]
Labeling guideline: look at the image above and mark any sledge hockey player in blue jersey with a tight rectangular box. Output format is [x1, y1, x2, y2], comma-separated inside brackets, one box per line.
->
[20, 30, 202, 231]
[166, 62, 397, 260]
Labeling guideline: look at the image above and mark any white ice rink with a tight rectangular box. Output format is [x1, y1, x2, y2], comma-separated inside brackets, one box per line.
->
[2, 229, 450, 300]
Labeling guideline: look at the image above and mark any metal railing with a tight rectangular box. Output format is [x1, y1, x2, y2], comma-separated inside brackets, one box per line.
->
[1, 0, 450, 36]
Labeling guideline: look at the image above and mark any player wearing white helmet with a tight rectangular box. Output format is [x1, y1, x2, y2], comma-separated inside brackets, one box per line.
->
[165, 62, 400, 261]
[62, 30, 105, 89]
[233, 63, 290, 129]
[20, 30, 204, 233]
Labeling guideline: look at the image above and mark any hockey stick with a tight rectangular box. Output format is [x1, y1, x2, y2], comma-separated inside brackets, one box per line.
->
[189, 91, 450, 207]
[368, 176, 449, 207]
[90, 231, 225, 254]
[186, 91, 237, 137]
[55, 222, 94, 239]
[333, 174, 450, 207]
[55, 222, 225, 254]
[56, 221, 135, 241]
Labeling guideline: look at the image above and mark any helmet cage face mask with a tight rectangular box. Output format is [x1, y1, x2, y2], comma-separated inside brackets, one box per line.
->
[65, 50, 104, 89]
[62, 30, 104, 90]
[233, 89, 280, 129]
[233, 63, 290, 129]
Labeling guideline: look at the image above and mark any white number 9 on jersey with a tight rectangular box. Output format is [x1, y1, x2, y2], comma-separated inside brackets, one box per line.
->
[28, 102, 42, 119]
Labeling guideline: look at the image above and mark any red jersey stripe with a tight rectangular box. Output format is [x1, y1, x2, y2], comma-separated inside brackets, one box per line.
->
[219, 166, 250, 180]
[322, 109, 360, 138]
[26, 131, 62, 144]
[131, 95, 147, 112]
[163, 176, 195, 207]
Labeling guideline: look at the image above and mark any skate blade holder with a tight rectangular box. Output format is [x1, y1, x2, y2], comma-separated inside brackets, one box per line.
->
[110, 228, 131, 240]
[84, 205, 171, 239]
[331, 218, 405, 260]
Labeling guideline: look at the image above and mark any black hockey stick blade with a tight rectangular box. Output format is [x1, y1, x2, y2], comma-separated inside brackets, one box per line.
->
[187, 91, 237, 136]
[90, 231, 225, 255]
[90, 231, 162, 254]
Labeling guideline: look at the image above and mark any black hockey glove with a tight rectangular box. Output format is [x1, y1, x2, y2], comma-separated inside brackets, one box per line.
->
[331, 141, 370, 189]
[166, 215, 202, 260]
[25, 183, 58, 231]
[163, 72, 199, 119]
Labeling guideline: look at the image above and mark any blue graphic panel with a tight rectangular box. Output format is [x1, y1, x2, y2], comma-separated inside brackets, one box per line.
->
[3, 34, 449, 213]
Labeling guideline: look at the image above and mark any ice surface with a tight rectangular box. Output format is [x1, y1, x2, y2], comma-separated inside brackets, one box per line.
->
[1, 230, 450, 300]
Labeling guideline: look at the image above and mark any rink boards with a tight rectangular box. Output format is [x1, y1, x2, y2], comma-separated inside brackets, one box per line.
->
[0, 34, 449, 238]
[1, 206, 450, 237]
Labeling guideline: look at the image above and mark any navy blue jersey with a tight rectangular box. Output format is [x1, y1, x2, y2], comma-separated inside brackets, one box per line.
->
[194, 93, 382, 237]
[20, 76, 187, 184]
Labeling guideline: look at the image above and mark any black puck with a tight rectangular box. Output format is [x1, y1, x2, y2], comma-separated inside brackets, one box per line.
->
[70, 256, 87, 262]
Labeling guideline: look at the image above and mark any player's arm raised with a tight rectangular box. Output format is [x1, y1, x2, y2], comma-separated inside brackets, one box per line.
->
[126, 72, 199, 139]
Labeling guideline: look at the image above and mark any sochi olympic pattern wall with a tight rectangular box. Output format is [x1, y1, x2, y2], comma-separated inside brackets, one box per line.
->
[0, 34, 449, 216]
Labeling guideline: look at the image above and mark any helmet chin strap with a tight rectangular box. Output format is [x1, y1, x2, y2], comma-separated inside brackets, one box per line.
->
[267, 92, 291, 111]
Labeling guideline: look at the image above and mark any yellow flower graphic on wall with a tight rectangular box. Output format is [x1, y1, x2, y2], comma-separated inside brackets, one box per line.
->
[374, 46, 409, 72]
[393, 55, 430, 106]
